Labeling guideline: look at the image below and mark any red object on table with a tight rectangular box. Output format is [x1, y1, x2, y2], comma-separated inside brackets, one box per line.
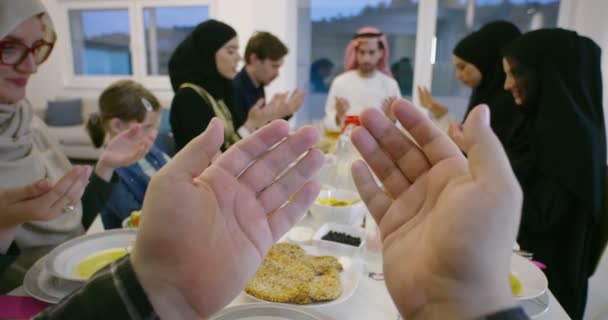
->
[342, 115, 361, 132]
[0, 295, 51, 319]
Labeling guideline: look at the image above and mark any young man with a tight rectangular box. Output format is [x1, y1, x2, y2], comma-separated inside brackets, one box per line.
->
[323, 26, 401, 131]
[232, 31, 305, 129]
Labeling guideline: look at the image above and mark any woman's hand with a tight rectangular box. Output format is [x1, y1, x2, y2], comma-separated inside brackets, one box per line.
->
[417, 86, 448, 118]
[95, 124, 155, 181]
[0, 166, 92, 250]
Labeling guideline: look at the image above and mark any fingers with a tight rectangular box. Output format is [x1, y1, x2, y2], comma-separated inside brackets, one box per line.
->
[1, 179, 52, 203]
[351, 160, 391, 224]
[447, 123, 466, 151]
[351, 125, 411, 198]
[121, 123, 144, 140]
[238, 125, 320, 194]
[166, 118, 224, 178]
[417, 86, 428, 107]
[257, 148, 324, 213]
[358, 105, 431, 184]
[124, 142, 149, 165]
[47, 166, 91, 216]
[214, 120, 290, 177]
[267, 181, 321, 242]
[460, 105, 519, 189]
[254, 98, 265, 108]
[287, 91, 306, 113]
[391, 99, 463, 165]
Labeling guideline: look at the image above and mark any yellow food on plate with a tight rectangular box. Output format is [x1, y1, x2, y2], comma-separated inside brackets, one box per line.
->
[245, 243, 343, 304]
[510, 273, 522, 296]
[316, 197, 351, 207]
[74, 247, 130, 280]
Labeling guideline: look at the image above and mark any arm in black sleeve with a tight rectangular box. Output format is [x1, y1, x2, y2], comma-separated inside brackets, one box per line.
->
[519, 172, 576, 233]
[80, 172, 119, 230]
[231, 86, 248, 128]
[170, 88, 215, 152]
[34, 256, 156, 319]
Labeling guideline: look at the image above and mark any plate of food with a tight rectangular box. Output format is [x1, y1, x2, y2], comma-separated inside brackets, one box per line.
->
[510, 253, 548, 300]
[244, 242, 362, 308]
[45, 229, 136, 282]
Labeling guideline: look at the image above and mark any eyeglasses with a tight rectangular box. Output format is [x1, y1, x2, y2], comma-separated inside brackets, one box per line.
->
[0, 40, 54, 66]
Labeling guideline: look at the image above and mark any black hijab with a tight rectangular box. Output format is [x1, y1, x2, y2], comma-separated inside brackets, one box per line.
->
[169, 19, 237, 105]
[453, 21, 522, 144]
[504, 29, 606, 220]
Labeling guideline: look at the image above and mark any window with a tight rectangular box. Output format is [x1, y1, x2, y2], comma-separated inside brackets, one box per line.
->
[69, 9, 131, 75]
[143, 6, 209, 75]
[62, 1, 212, 88]
[297, 0, 419, 126]
[430, 0, 560, 121]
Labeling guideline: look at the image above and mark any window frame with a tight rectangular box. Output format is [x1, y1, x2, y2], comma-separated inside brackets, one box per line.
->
[58, 0, 215, 91]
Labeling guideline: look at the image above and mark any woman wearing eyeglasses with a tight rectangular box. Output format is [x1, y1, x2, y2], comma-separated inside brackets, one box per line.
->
[0, 0, 154, 291]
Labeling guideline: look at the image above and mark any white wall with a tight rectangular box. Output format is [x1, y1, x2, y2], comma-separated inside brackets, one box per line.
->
[558, 0, 608, 150]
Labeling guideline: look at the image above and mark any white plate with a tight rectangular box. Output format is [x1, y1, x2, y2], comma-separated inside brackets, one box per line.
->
[520, 290, 550, 319]
[511, 253, 548, 300]
[244, 244, 362, 308]
[211, 303, 335, 320]
[122, 217, 137, 228]
[45, 229, 137, 282]
[23, 256, 82, 304]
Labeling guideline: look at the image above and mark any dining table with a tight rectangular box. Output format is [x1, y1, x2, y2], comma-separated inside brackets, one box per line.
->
[6, 211, 571, 320]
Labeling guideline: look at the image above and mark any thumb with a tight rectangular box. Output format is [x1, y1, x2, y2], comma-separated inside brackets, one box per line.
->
[165, 118, 224, 178]
[461, 105, 516, 186]
[2, 179, 52, 203]
[447, 123, 466, 151]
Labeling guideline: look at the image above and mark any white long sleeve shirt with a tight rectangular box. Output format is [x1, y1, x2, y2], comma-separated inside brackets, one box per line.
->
[323, 70, 401, 131]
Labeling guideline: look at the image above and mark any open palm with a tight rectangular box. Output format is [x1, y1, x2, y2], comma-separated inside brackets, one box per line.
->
[132, 119, 323, 319]
[98, 125, 155, 169]
[352, 100, 522, 319]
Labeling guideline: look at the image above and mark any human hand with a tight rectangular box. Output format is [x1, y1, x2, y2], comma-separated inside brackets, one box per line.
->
[335, 96, 350, 125]
[282, 89, 306, 117]
[131, 118, 324, 319]
[351, 100, 522, 319]
[381, 96, 398, 120]
[244, 93, 290, 132]
[0, 166, 92, 230]
[417, 86, 448, 118]
[95, 124, 155, 181]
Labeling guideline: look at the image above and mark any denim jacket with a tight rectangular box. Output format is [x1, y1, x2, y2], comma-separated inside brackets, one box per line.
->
[100, 146, 169, 229]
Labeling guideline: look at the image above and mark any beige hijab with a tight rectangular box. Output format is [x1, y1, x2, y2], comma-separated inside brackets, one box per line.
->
[0, 0, 83, 249]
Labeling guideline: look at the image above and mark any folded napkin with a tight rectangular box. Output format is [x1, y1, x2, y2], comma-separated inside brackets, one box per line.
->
[0, 295, 51, 319]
